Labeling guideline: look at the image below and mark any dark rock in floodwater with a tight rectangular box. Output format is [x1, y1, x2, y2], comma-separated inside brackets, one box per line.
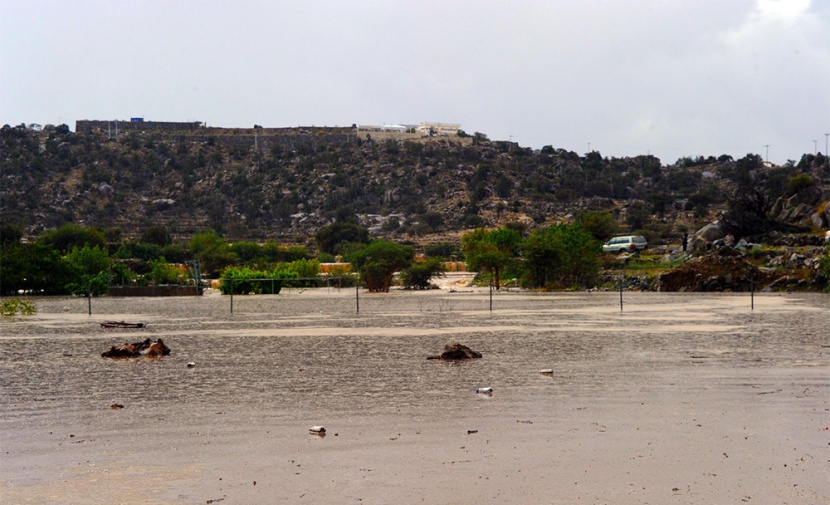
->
[102, 338, 170, 358]
[427, 343, 482, 360]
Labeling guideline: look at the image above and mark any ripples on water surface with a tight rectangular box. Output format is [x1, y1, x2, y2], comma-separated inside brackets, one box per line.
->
[1, 290, 827, 504]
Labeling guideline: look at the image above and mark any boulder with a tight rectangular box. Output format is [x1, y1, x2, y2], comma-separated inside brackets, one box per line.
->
[786, 186, 822, 207]
[809, 212, 826, 229]
[691, 222, 724, 252]
[427, 343, 482, 360]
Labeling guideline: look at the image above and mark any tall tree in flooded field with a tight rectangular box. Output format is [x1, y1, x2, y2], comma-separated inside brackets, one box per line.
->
[522, 223, 600, 289]
[349, 240, 413, 292]
[461, 227, 522, 289]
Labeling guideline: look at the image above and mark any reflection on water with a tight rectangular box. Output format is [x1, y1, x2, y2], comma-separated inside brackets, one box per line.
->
[1, 290, 827, 503]
[2, 291, 826, 419]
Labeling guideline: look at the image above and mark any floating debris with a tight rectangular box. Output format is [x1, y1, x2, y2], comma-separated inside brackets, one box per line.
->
[100, 321, 145, 329]
[539, 369, 554, 375]
[309, 426, 326, 435]
[476, 387, 493, 395]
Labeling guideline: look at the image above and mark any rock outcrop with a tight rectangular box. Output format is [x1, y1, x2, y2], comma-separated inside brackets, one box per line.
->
[658, 248, 773, 292]
[427, 343, 482, 360]
[770, 186, 829, 229]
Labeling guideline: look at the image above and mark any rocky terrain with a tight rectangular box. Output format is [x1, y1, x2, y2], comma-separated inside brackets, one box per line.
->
[3, 122, 825, 244]
[2, 122, 828, 291]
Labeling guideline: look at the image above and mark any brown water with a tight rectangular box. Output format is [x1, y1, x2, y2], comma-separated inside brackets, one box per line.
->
[1, 290, 828, 504]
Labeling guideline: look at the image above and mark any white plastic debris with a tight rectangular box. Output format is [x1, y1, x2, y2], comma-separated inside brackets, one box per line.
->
[539, 369, 554, 375]
[309, 426, 326, 435]
[186, 362, 196, 368]
[475, 387, 493, 394]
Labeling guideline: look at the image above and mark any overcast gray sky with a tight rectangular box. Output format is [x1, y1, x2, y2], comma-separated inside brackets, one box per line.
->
[2, 0, 828, 165]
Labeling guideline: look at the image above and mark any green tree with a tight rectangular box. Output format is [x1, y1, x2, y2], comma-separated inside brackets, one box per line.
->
[401, 258, 444, 289]
[575, 211, 617, 241]
[0, 224, 23, 246]
[522, 224, 600, 289]
[230, 241, 263, 264]
[721, 153, 770, 236]
[148, 260, 185, 284]
[786, 173, 816, 196]
[141, 225, 172, 246]
[39, 224, 106, 254]
[461, 227, 522, 289]
[315, 222, 370, 255]
[189, 231, 238, 276]
[418, 212, 444, 232]
[349, 240, 414, 292]
[64, 245, 112, 296]
[625, 203, 650, 231]
[424, 242, 457, 259]
[0, 242, 74, 295]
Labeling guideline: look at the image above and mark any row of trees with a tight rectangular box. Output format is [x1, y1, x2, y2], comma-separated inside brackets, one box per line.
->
[1, 218, 603, 296]
[462, 224, 600, 289]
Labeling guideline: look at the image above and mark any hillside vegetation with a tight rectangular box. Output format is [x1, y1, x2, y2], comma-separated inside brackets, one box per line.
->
[2, 123, 828, 248]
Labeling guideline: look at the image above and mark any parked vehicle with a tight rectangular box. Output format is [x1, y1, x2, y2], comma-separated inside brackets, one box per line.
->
[602, 235, 648, 254]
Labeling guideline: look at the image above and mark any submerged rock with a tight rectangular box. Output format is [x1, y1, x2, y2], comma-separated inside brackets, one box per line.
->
[427, 343, 482, 360]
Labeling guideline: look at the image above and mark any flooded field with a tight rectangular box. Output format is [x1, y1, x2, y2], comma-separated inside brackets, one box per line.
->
[1, 289, 828, 504]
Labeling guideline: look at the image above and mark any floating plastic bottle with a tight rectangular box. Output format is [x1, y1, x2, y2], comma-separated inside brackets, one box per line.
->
[476, 387, 493, 394]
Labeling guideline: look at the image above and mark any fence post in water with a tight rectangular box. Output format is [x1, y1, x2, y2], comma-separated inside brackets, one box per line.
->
[751, 278, 754, 310]
[88, 287, 92, 315]
[230, 278, 234, 314]
[356, 272, 360, 314]
[619, 277, 623, 312]
[489, 281, 493, 311]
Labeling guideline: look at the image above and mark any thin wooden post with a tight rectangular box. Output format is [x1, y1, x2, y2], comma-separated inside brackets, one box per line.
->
[356, 272, 360, 314]
[489, 281, 493, 311]
[230, 278, 234, 314]
[619, 277, 623, 312]
[751, 279, 754, 310]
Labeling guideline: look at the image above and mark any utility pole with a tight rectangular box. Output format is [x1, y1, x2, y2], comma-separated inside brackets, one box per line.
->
[763, 144, 769, 163]
[813, 140, 818, 155]
[825, 133, 829, 155]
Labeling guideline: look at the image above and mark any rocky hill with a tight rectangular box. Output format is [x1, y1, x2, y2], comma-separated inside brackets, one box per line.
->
[2, 123, 828, 248]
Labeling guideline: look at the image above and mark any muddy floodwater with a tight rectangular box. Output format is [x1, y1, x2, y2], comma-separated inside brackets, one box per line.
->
[1, 289, 828, 504]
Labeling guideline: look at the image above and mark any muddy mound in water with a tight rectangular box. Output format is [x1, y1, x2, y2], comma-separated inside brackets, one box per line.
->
[659, 248, 774, 292]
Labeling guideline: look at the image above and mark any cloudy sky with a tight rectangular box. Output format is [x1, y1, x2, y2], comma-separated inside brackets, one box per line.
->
[2, 0, 828, 165]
